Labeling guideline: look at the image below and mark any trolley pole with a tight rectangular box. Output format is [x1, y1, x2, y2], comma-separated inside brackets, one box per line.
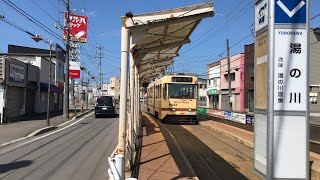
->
[64, 0, 71, 119]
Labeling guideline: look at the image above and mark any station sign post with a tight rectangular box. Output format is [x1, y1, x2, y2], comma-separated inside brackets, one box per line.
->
[254, 0, 309, 179]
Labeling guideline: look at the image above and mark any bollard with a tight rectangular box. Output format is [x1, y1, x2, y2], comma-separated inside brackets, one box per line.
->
[115, 154, 124, 180]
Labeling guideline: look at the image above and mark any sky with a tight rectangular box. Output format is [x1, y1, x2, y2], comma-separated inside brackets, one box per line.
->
[0, 0, 319, 83]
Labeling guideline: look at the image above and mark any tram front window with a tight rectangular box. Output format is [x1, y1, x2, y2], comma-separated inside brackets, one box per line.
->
[168, 84, 195, 99]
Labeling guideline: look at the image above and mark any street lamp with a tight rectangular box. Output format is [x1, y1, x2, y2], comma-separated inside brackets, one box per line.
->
[32, 34, 52, 127]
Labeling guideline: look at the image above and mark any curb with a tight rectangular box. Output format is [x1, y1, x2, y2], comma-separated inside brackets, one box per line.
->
[57, 109, 94, 128]
[199, 121, 254, 148]
[26, 126, 57, 137]
[71, 109, 93, 121]
[0, 109, 94, 149]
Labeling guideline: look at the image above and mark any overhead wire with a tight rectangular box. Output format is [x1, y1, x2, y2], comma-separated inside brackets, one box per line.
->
[30, 0, 62, 27]
[2, 0, 63, 42]
[180, 0, 254, 55]
[311, 13, 320, 21]
[0, 15, 35, 36]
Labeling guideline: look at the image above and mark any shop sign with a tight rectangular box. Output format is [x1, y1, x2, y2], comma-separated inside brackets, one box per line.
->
[207, 109, 224, 118]
[246, 115, 254, 125]
[224, 111, 232, 120]
[63, 13, 88, 43]
[9, 63, 25, 83]
[197, 107, 207, 115]
[207, 89, 218, 95]
[69, 61, 81, 79]
[232, 113, 246, 124]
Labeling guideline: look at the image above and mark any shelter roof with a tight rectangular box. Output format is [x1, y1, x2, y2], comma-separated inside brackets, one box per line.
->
[122, 2, 214, 83]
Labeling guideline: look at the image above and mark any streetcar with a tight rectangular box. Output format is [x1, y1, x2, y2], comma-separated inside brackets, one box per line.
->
[147, 73, 198, 124]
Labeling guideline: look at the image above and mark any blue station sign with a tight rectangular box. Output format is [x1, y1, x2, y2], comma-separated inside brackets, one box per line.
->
[275, 0, 306, 24]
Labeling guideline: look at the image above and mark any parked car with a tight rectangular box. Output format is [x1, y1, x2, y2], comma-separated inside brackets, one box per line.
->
[95, 96, 116, 118]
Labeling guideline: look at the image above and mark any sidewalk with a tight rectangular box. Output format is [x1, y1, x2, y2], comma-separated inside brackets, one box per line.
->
[0, 109, 93, 145]
[199, 120, 320, 161]
[137, 114, 195, 180]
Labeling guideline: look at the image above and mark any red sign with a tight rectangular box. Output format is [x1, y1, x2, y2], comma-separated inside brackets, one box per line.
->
[69, 61, 81, 78]
[63, 13, 88, 43]
[69, 70, 80, 78]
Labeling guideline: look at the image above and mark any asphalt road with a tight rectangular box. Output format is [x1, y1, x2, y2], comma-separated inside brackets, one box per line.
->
[0, 113, 118, 180]
[163, 123, 261, 180]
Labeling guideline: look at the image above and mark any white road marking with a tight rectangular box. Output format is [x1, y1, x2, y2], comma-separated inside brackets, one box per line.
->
[0, 112, 94, 155]
[277, 0, 305, 18]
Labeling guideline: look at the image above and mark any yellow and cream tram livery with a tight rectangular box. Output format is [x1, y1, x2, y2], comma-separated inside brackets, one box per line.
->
[147, 74, 198, 124]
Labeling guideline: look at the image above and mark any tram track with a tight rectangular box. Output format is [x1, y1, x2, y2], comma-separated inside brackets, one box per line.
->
[143, 113, 260, 180]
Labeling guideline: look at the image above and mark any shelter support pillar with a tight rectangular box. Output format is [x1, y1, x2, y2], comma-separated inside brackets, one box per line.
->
[129, 45, 135, 152]
[134, 66, 139, 136]
[118, 26, 130, 158]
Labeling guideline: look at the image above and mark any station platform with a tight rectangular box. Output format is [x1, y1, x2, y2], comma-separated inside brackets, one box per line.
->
[137, 114, 195, 180]
[136, 113, 320, 179]
[199, 120, 320, 161]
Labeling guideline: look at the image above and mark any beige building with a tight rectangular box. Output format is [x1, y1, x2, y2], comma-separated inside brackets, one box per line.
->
[109, 77, 120, 100]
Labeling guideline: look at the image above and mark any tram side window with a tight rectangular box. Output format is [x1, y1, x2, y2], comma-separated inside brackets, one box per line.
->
[163, 83, 167, 98]
[155, 86, 157, 98]
[156, 85, 159, 98]
[160, 84, 162, 98]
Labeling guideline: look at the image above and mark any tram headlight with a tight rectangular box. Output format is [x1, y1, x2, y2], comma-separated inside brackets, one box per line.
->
[188, 109, 191, 111]
[172, 108, 176, 111]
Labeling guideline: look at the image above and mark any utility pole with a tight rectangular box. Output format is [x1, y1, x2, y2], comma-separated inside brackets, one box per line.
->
[226, 14, 232, 112]
[96, 45, 103, 97]
[64, 0, 71, 119]
[101, 73, 106, 93]
[86, 79, 89, 110]
[81, 75, 84, 112]
[47, 41, 52, 126]
[226, 38, 232, 111]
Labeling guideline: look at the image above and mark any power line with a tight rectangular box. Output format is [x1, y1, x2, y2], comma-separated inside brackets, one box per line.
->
[2, 0, 63, 42]
[0, 15, 35, 36]
[190, 0, 251, 45]
[181, 0, 253, 54]
[30, 0, 62, 27]
[311, 13, 320, 21]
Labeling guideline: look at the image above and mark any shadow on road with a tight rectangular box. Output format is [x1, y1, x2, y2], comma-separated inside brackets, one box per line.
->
[0, 160, 32, 174]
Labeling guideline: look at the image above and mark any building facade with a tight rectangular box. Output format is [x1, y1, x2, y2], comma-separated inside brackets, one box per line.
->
[310, 28, 320, 112]
[220, 53, 245, 113]
[243, 44, 255, 113]
[109, 77, 120, 100]
[0, 56, 41, 122]
[207, 61, 220, 109]
[7, 45, 64, 113]
[101, 83, 110, 96]
[197, 78, 207, 107]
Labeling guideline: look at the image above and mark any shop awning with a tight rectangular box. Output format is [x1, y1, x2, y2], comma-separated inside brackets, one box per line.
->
[40, 83, 63, 93]
[122, 2, 214, 84]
